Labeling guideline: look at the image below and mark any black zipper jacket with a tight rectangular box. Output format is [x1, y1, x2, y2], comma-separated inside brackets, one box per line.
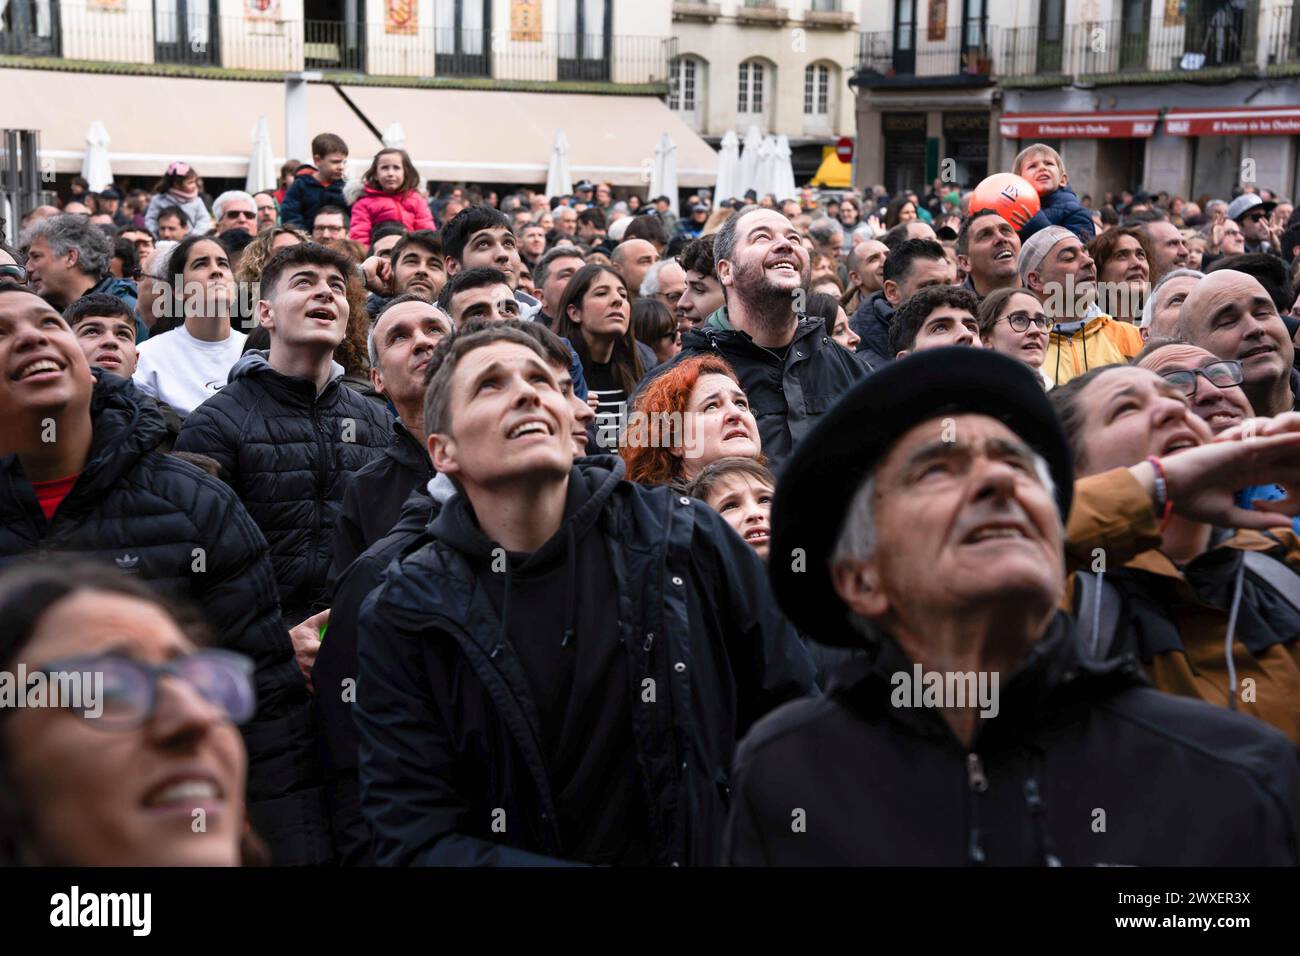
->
[724, 613, 1300, 865]
[354, 457, 817, 865]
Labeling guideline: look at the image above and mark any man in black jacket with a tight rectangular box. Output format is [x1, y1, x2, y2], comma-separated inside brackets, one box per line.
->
[0, 281, 330, 864]
[850, 238, 952, 368]
[176, 244, 391, 628]
[726, 348, 1300, 865]
[653, 205, 864, 467]
[354, 324, 816, 866]
[329, 294, 450, 581]
[319, 317, 595, 863]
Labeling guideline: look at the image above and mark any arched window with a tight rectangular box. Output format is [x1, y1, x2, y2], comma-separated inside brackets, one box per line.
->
[804, 63, 831, 117]
[738, 58, 771, 126]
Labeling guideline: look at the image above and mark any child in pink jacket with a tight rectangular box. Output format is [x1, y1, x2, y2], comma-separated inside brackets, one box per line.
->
[348, 148, 434, 247]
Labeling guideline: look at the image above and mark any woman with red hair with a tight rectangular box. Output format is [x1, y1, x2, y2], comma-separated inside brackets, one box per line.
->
[622, 354, 763, 489]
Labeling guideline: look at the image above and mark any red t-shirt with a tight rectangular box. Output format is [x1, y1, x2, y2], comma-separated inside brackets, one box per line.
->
[31, 473, 80, 521]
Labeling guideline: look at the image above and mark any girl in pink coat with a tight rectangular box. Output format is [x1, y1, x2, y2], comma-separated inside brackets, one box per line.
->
[348, 148, 434, 247]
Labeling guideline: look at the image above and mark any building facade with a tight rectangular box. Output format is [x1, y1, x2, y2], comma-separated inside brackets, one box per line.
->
[669, 0, 858, 182]
[1, 0, 721, 219]
[853, 0, 1300, 202]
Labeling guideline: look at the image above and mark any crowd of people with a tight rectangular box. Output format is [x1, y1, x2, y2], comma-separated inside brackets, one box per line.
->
[2, 129, 1300, 867]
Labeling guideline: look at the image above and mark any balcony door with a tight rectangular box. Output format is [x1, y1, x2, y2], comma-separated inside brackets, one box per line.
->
[303, 0, 365, 71]
[436, 0, 490, 77]
[559, 0, 610, 81]
[1119, 0, 1150, 70]
[1037, 0, 1063, 72]
[892, 0, 916, 75]
[154, 0, 219, 65]
[961, 0, 989, 70]
[0, 0, 59, 56]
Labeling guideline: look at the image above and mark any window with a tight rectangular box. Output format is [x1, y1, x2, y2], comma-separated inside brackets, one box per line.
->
[560, 0, 609, 60]
[810, 0, 841, 10]
[436, 0, 487, 56]
[738, 60, 765, 114]
[670, 57, 698, 112]
[804, 63, 830, 115]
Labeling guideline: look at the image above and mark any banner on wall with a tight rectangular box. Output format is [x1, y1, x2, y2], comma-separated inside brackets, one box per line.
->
[386, 0, 418, 35]
[511, 0, 542, 42]
[927, 0, 947, 42]
[244, 0, 281, 21]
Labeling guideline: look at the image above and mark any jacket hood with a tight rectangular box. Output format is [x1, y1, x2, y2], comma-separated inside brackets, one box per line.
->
[229, 348, 345, 388]
[430, 457, 625, 647]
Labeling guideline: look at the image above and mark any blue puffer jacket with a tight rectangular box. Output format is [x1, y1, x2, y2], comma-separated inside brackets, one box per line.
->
[1019, 185, 1095, 244]
[0, 372, 330, 864]
[280, 172, 347, 230]
[174, 351, 392, 625]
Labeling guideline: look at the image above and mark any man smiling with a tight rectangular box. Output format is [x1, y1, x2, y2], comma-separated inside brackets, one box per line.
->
[175, 244, 390, 627]
[661, 205, 864, 465]
[1179, 269, 1297, 416]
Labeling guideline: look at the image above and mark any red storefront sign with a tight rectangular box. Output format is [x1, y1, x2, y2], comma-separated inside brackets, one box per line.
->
[1165, 107, 1300, 137]
[999, 112, 1158, 139]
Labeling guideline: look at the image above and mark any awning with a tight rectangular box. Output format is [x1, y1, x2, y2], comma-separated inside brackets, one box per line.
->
[999, 111, 1158, 139]
[1165, 106, 1300, 137]
[809, 146, 851, 189]
[0, 67, 718, 187]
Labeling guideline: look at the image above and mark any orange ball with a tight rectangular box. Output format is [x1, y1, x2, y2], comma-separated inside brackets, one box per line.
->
[970, 173, 1041, 231]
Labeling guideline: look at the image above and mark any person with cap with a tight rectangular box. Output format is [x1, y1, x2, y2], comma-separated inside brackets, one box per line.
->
[1228, 193, 1281, 257]
[94, 186, 131, 229]
[677, 203, 710, 240]
[649, 205, 865, 467]
[1019, 225, 1143, 386]
[723, 346, 1300, 865]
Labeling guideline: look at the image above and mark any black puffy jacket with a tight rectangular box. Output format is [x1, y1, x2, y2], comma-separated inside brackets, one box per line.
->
[849, 290, 894, 369]
[0, 372, 331, 864]
[724, 613, 1300, 866]
[355, 457, 818, 866]
[661, 312, 866, 468]
[174, 351, 392, 625]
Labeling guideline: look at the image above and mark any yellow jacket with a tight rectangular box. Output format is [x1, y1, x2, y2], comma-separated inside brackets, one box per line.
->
[1066, 468, 1300, 745]
[1045, 313, 1145, 386]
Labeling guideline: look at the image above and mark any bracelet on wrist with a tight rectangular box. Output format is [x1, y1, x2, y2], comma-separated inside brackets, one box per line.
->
[1146, 455, 1174, 532]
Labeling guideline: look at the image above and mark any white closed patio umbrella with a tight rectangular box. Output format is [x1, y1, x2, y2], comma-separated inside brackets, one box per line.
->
[738, 125, 764, 199]
[772, 134, 797, 203]
[714, 131, 741, 204]
[649, 133, 679, 217]
[545, 129, 573, 199]
[382, 122, 407, 150]
[753, 135, 778, 199]
[245, 116, 277, 194]
[81, 121, 113, 193]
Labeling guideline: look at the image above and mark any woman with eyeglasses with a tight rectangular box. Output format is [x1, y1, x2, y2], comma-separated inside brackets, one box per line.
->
[0, 560, 260, 865]
[977, 287, 1055, 389]
[1049, 363, 1300, 744]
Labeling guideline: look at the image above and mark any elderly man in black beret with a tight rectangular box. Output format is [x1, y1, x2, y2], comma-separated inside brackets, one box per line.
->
[722, 347, 1300, 866]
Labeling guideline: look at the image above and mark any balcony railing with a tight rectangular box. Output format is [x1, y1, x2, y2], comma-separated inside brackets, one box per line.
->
[0, 6, 671, 89]
[998, 13, 1255, 79]
[856, 25, 994, 84]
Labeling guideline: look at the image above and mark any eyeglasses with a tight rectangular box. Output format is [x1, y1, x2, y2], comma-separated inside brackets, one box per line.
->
[1002, 311, 1053, 333]
[0, 264, 27, 283]
[1245, 212, 1268, 223]
[225, 210, 257, 220]
[36, 649, 255, 730]
[1159, 360, 1244, 396]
